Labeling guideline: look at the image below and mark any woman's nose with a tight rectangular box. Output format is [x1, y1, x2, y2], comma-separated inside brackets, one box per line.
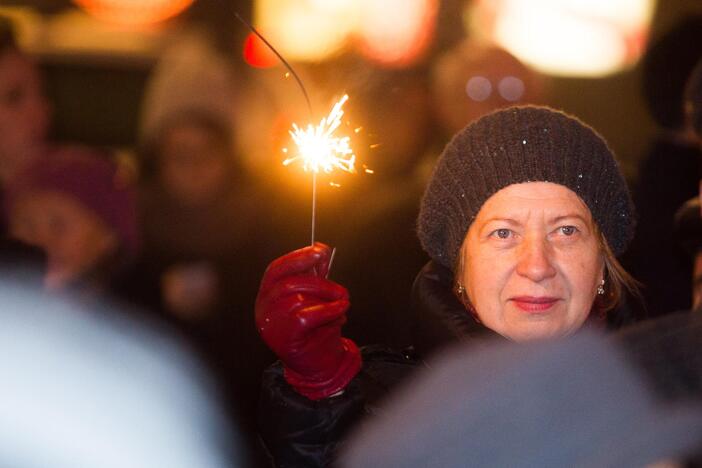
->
[516, 236, 557, 282]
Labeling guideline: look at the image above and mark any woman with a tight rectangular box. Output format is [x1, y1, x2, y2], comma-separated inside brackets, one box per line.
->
[255, 106, 637, 466]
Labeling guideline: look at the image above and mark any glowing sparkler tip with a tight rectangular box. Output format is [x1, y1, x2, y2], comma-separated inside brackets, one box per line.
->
[284, 94, 357, 176]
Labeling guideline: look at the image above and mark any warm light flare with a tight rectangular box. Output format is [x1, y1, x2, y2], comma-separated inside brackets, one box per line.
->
[251, 0, 437, 66]
[283, 95, 356, 174]
[468, 0, 656, 77]
[73, 0, 194, 26]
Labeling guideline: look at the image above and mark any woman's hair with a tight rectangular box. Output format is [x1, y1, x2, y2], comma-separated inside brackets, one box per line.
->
[593, 227, 641, 317]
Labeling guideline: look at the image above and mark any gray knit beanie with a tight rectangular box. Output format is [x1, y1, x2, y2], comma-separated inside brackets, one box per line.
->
[417, 105, 635, 270]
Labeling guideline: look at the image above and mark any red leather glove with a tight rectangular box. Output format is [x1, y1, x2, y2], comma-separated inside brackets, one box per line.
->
[256, 242, 361, 400]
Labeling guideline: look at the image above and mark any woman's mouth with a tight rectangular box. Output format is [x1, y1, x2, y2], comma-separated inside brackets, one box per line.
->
[510, 296, 560, 313]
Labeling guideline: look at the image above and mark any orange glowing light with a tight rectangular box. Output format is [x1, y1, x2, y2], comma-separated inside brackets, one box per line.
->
[469, 0, 656, 77]
[356, 0, 438, 67]
[73, 0, 194, 26]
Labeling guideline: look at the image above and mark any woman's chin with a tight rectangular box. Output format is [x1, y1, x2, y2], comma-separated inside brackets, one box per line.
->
[498, 320, 576, 342]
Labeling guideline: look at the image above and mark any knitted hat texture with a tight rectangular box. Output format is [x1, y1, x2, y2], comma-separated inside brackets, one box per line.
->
[417, 106, 635, 270]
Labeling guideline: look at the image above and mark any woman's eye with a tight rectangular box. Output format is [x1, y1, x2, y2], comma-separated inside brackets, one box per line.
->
[492, 228, 512, 239]
[558, 225, 578, 236]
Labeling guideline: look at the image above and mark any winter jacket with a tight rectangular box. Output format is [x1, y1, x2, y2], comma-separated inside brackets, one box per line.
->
[257, 260, 500, 467]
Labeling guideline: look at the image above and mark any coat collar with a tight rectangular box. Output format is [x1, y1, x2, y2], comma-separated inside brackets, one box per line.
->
[410, 261, 501, 358]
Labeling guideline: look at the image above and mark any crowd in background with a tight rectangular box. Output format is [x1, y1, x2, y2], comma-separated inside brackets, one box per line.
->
[2, 6, 702, 467]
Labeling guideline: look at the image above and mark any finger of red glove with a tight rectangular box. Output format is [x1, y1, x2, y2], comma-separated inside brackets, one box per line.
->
[256, 278, 348, 333]
[256, 292, 318, 327]
[256, 293, 347, 341]
[258, 274, 348, 307]
[296, 298, 349, 330]
[260, 243, 332, 290]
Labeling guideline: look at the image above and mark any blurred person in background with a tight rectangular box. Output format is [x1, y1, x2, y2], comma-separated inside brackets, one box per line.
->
[138, 28, 264, 323]
[136, 29, 272, 463]
[431, 39, 546, 138]
[622, 16, 702, 318]
[255, 106, 638, 467]
[673, 196, 702, 311]
[0, 14, 108, 280]
[0, 15, 51, 236]
[5, 149, 138, 297]
[672, 59, 702, 312]
[686, 59, 702, 149]
[139, 108, 261, 321]
[0, 17, 47, 281]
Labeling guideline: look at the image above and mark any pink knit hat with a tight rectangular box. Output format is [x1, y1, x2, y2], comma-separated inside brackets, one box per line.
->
[6, 146, 140, 257]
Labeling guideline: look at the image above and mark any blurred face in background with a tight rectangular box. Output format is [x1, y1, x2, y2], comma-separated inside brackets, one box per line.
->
[459, 182, 604, 342]
[9, 191, 118, 290]
[158, 121, 230, 206]
[432, 41, 544, 135]
[0, 49, 50, 183]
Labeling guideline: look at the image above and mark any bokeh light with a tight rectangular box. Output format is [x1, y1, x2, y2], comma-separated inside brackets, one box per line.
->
[242, 32, 279, 68]
[355, 0, 438, 67]
[73, 0, 194, 27]
[498, 76, 525, 101]
[468, 0, 656, 77]
[431, 40, 545, 134]
[253, 0, 357, 62]
[466, 76, 492, 102]
[250, 0, 438, 66]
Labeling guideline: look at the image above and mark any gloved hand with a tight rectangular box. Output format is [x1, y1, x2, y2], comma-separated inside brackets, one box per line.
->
[256, 242, 361, 400]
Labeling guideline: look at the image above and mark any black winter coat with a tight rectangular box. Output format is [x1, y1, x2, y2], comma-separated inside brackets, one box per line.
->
[257, 261, 500, 467]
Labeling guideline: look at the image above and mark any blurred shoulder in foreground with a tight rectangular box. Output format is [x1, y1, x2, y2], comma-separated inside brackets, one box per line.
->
[341, 327, 702, 468]
[0, 281, 246, 467]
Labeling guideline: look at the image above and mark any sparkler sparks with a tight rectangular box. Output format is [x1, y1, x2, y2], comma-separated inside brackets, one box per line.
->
[283, 94, 356, 175]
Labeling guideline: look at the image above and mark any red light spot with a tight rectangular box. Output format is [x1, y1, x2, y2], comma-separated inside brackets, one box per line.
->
[243, 32, 279, 69]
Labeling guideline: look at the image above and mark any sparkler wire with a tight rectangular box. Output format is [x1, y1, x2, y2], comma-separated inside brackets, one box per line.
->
[232, 12, 313, 120]
[230, 9, 320, 245]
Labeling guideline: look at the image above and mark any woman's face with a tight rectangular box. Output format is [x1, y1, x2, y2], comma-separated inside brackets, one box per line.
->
[0, 50, 50, 182]
[460, 182, 604, 341]
[9, 191, 118, 291]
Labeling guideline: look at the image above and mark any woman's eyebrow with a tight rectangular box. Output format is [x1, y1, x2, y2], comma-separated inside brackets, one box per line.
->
[550, 214, 589, 224]
[480, 217, 521, 227]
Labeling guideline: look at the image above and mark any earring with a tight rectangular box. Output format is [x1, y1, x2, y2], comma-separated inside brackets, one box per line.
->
[597, 279, 605, 295]
[456, 284, 466, 295]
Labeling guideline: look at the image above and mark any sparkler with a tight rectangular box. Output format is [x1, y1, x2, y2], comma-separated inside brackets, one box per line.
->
[230, 8, 361, 247]
[283, 94, 357, 244]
